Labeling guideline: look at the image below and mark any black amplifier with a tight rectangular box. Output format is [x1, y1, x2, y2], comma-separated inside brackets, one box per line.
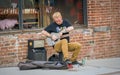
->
[27, 39, 47, 61]
[27, 47, 47, 61]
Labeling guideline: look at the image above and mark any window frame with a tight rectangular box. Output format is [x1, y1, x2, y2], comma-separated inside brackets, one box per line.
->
[83, 0, 88, 26]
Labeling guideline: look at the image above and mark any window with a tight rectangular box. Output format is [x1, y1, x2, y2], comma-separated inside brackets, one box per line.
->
[0, 0, 41, 31]
[46, 0, 88, 27]
[0, 0, 19, 31]
[0, 0, 87, 32]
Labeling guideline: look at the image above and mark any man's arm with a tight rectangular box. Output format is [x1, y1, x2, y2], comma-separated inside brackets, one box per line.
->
[41, 30, 58, 41]
[59, 26, 74, 37]
[60, 26, 74, 34]
[41, 30, 52, 38]
[66, 26, 74, 32]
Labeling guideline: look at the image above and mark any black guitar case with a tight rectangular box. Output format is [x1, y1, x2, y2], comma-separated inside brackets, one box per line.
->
[18, 61, 68, 70]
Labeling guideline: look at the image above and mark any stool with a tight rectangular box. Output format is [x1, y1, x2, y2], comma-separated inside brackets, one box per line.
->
[58, 52, 63, 62]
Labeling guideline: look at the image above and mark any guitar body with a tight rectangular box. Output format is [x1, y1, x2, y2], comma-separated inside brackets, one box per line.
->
[46, 33, 60, 46]
[46, 32, 69, 46]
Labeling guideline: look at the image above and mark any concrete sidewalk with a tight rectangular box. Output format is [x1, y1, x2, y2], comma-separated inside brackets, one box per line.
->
[0, 58, 120, 75]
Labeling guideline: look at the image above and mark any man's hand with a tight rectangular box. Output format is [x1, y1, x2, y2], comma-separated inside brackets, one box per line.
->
[51, 35, 58, 41]
[59, 32, 63, 37]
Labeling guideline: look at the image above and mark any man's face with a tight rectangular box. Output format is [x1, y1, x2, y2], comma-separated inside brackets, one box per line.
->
[53, 16, 63, 25]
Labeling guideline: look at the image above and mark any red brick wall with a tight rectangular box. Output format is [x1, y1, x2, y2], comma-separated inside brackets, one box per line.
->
[87, 0, 120, 58]
[0, 0, 120, 67]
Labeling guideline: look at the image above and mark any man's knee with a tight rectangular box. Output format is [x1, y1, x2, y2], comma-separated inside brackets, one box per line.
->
[61, 39, 68, 43]
[75, 42, 82, 49]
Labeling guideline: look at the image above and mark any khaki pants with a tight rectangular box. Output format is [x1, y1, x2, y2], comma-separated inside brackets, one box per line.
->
[54, 39, 81, 62]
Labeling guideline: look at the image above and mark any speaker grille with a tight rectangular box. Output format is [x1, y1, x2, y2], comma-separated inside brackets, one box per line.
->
[28, 47, 47, 61]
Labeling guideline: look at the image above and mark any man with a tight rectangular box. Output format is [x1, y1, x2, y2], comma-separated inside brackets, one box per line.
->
[41, 12, 82, 65]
